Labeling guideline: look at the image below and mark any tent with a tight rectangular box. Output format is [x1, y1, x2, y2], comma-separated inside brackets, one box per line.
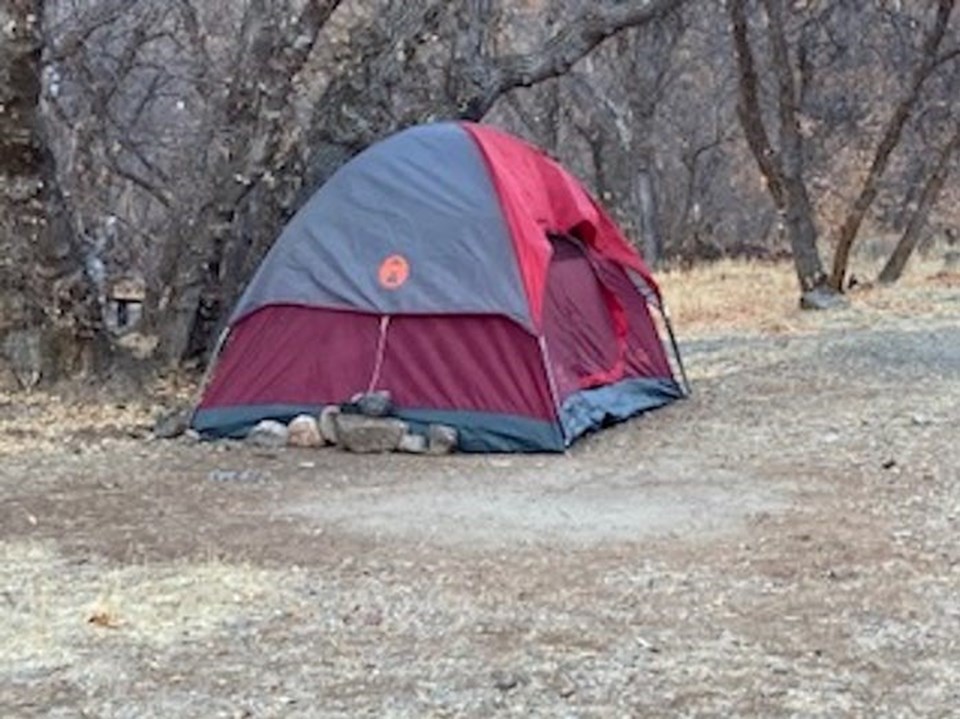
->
[192, 122, 686, 452]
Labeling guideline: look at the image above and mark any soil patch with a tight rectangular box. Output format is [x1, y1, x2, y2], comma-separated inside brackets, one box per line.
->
[2, 278, 958, 716]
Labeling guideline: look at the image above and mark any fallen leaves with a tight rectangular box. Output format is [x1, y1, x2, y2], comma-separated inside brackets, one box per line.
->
[88, 609, 122, 629]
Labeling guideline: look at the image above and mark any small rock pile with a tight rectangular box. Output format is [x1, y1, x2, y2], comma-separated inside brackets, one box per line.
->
[245, 391, 458, 455]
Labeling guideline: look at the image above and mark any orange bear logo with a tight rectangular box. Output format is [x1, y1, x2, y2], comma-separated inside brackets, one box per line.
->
[378, 254, 410, 290]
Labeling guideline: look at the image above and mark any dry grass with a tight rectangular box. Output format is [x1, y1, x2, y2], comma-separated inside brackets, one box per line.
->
[659, 255, 959, 338]
[0, 374, 195, 457]
[658, 260, 802, 336]
[0, 541, 291, 676]
[0, 395, 154, 455]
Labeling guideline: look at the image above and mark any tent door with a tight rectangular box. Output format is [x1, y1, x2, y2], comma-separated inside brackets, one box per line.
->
[541, 234, 628, 401]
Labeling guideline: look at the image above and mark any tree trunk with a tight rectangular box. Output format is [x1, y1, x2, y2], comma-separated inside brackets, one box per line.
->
[878, 121, 960, 284]
[829, 0, 956, 290]
[728, 0, 829, 294]
[148, 0, 343, 365]
[636, 167, 663, 267]
[0, 0, 103, 385]
[762, 0, 828, 292]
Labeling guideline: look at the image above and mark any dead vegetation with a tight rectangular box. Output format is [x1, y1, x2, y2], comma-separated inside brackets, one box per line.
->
[660, 251, 960, 337]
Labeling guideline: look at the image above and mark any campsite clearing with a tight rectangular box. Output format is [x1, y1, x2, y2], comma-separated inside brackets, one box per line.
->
[2, 264, 959, 716]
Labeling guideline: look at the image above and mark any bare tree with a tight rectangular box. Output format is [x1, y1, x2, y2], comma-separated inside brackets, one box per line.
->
[829, 0, 956, 289]
[728, 0, 958, 304]
[565, 10, 688, 267]
[494, 2, 739, 267]
[10, 0, 958, 385]
[148, 0, 345, 363]
[878, 119, 960, 283]
[728, 0, 830, 300]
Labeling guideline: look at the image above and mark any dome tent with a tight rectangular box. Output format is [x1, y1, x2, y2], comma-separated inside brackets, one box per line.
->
[192, 122, 686, 452]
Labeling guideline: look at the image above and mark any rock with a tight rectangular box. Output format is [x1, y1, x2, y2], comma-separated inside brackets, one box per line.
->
[944, 250, 960, 270]
[397, 432, 428, 454]
[334, 414, 407, 453]
[1, 329, 42, 389]
[208, 469, 266, 483]
[287, 414, 324, 448]
[115, 331, 159, 360]
[0, 356, 20, 392]
[354, 390, 393, 417]
[319, 405, 340, 444]
[247, 419, 288, 448]
[799, 287, 849, 311]
[491, 670, 526, 692]
[427, 424, 458, 455]
[362, 608, 383, 626]
[552, 671, 577, 699]
[153, 407, 192, 439]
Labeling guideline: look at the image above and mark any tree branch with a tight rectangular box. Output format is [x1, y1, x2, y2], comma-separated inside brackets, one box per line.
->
[763, 0, 804, 178]
[467, 0, 688, 118]
[728, 0, 786, 207]
[47, 1, 142, 62]
[878, 118, 960, 284]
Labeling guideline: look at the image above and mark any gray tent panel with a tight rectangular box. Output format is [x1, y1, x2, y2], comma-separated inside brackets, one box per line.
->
[230, 123, 531, 327]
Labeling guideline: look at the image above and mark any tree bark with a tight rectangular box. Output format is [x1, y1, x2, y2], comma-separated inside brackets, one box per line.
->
[878, 121, 960, 284]
[0, 0, 103, 385]
[762, 0, 827, 292]
[728, 0, 828, 293]
[829, 0, 956, 290]
[636, 168, 663, 267]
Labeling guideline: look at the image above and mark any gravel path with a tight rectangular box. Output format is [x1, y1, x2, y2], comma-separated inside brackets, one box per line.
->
[1, 300, 958, 717]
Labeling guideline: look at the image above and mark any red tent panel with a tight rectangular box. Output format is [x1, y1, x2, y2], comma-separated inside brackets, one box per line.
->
[378, 315, 556, 420]
[463, 123, 663, 327]
[199, 306, 380, 408]
[200, 306, 557, 422]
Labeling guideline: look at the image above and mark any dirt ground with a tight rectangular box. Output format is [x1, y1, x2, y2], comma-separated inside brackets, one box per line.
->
[2, 267, 959, 717]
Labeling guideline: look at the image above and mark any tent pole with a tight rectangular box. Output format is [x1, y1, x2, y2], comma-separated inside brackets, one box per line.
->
[189, 327, 231, 427]
[659, 306, 691, 397]
[625, 269, 691, 398]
